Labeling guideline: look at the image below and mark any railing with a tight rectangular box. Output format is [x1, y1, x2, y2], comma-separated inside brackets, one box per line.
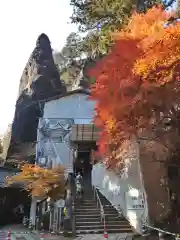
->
[67, 173, 76, 237]
[93, 186, 107, 232]
[142, 223, 180, 239]
[48, 174, 76, 236]
[71, 192, 76, 236]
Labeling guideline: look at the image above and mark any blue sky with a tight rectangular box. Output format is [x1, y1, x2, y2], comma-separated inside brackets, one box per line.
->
[0, 0, 77, 134]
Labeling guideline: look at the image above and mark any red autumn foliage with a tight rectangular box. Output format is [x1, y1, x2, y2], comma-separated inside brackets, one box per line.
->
[89, 6, 180, 169]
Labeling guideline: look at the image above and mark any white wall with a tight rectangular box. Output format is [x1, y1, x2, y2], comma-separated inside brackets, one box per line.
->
[36, 92, 149, 233]
[43, 93, 96, 123]
[92, 140, 148, 234]
[37, 93, 96, 173]
[52, 142, 73, 170]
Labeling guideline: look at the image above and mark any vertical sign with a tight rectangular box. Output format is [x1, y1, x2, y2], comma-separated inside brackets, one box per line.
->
[126, 189, 145, 210]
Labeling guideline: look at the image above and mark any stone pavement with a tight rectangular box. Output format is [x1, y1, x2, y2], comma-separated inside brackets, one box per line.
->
[0, 225, 133, 239]
[0, 224, 38, 240]
[34, 233, 133, 240]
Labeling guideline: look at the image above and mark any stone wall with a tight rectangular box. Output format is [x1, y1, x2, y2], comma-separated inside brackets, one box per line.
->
[139, 146, 170, 223]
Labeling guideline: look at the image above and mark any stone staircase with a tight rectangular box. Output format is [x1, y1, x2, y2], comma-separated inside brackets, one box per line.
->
[75, 188, 133, 235]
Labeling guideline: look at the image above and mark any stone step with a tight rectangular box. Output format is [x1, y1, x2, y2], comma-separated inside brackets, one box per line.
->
[105, 214, 123, 218]
[75, 205, 98, 209]
[75, 213, 122, 219]
[81, 197, 94, 200]
[75, 217, 101, 222]
[103, 206, 119, 209]
[80, 198, 95, 201]
[76, 221, 102, 225]
[76, 229, 103, 234]
[104, 209, 119, 213]
[76, 204, 117, 208]
[75, 191, 133, 235]
[76, 228, 133, 234]
[106, 216, 127, 220]
[76, 221, 131, 227]
[75, 210, 118, 215]
[75, 217, 127, 222]
[76, 221, 103, 228]
[75, 203, 97, 206]
[75, 209, 100, 213]
[76, 224, 132, 230]
[106, 210, 120, 214]
[75, 204, 98, 208]
[75, 201, 96, 205]
[75, 206, 98, 210]
[75, 213, 101, 217]
[75, 211, 100, 215]
[103, 220, 130, 225]
[76, 200, 97, 203]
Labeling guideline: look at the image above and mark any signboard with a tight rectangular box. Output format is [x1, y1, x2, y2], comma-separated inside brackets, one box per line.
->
[126, 189, 145, 210]
[56, 199, 65, 208]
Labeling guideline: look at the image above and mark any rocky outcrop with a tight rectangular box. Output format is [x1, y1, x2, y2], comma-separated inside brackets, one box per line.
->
[70, 57, 100, 90]
[9, 33, 66, 148]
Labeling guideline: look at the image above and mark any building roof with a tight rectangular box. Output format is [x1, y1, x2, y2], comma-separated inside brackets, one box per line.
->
[42, 88, 91, 105]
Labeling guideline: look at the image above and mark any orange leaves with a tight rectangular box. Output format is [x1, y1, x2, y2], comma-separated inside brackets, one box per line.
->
[119, 6, 170, 40]
[134, 22, 180, 80]
[6, 164, 65, 200]
[89, 6, 180, 169]
[115, 6, 179, 80]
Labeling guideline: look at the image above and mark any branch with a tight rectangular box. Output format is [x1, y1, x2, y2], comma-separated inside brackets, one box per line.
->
[164, 0, 176, 8]
[144, 59, 180, 81]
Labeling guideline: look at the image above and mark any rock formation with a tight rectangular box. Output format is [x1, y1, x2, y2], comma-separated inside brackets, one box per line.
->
[7, 33, 66, 160]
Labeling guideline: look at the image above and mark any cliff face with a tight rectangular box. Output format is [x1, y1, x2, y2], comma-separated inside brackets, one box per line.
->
[11, 33, 66, 144]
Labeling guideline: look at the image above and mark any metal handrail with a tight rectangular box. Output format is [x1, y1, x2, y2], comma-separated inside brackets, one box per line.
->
[68, 174, 76, 236]
[142, 222, 180, 238]
[93, 187, 106, 230]
[71, 196, 76, 236]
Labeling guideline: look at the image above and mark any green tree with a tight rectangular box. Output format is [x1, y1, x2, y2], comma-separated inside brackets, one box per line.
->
[61, 32, 83, 61]
[53, 51, 67, 71]
[55, 32, 87, 87]
[70, 0, 176, 32]
[70, 0, 176, 55]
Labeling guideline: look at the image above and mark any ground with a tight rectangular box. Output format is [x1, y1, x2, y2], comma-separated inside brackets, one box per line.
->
[0, 224, 133, 239]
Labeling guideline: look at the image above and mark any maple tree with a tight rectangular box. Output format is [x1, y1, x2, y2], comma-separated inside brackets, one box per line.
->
[6, 164, 65, 200]
[89, 6, 180, 169]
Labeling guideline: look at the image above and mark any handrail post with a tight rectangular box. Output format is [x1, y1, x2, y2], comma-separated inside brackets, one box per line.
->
[72, 199, 76, 237]
[64, 173, 76, 237]
[103, 214, 106, 231]
[93, 186, 95, 200]
[93, 186, 106, 227]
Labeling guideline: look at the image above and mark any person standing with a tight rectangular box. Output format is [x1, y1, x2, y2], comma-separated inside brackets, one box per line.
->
[75, 172, 83, 199]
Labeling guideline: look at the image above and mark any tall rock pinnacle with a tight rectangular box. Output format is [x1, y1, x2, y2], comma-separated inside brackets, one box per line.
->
[11, 33, 66, 143]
